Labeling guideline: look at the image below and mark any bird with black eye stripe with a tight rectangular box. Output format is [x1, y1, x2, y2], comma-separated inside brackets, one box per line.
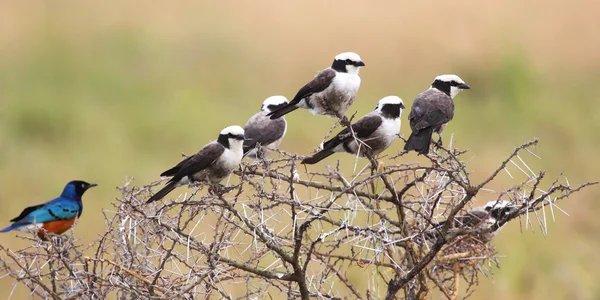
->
[426, 200, 519, 243]
[267, 52, 365, 124]
[0, 180, 97, 240]
[404, 74, 470, 155]
[147, 125, 245, 203]
[243, 96, 288, 160]
[302, 96, 405, 164]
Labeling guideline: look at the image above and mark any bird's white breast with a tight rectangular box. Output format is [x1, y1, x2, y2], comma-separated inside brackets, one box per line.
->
[365, 117, 400, 154]
[379, 117, 401, 138]
[221, 143, 244, 170]
[308, 72, 361, 116]
[205, 147, 243, 183]
[331, 72, 361, 95]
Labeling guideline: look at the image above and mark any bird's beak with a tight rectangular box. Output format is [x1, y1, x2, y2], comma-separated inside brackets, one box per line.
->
[458, 83, 470, 89]
[400, 103, 406, 109]
[356, 61, 366, 67]
[88, 183, 98, 188]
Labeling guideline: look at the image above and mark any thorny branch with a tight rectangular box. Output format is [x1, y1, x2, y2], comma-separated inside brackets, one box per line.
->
[0, 139, 596, 299]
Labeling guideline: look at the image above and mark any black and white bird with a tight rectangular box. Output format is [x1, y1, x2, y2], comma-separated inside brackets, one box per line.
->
[243, 96, 288, 160]
[302, 96, 405, 165]
[427, 200, 519, 243]
[404, 74, 470, 155]
[147, 126, 245, 203]
[267, 52, 365, 122]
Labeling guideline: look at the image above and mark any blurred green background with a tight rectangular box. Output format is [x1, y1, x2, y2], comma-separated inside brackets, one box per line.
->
[0, 1, 599, 299]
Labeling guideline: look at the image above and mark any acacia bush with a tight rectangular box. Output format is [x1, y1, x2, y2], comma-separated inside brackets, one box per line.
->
[0, 139, 595, 299]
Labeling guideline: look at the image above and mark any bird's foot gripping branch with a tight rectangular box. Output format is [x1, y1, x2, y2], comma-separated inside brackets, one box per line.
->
[0, 140, 596, 299]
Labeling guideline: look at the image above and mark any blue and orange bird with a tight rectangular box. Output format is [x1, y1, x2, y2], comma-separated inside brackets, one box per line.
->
[0, 180, 97, 240]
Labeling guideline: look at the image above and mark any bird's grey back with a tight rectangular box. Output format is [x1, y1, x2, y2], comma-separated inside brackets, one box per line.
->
[408, 88, 454, 132]
[244, 112, 286, 152]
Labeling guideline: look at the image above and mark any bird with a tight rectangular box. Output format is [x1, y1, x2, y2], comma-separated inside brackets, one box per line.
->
[0, 180, 97, 240]
[243, 96, 288, 160]
[147, 125, 245, 203]
[427, 200, 519, 243]
[404, 74, 470, 155]
[302, 96, 405, 165]
[267, 52, 365, 123]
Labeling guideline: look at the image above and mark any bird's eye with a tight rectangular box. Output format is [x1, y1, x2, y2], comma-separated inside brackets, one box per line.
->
[81, 183, 85, 188]
[345, 59, 352, 64]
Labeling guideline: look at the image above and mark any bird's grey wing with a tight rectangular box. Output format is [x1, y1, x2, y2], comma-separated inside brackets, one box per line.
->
[244, 116, 286, 153]
[322, 114, 382, 150]
[289, 68, 336, 105]
[408, 90, 454, 132]
[161, 156, 194, 177]
[243, 113, 262, 152]
[169, 143, 225, 182]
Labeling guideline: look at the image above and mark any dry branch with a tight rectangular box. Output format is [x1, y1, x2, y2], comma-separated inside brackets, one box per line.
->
[0, 139, 596, 299]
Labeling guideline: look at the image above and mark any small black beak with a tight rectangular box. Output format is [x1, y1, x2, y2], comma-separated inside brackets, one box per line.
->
[87, 183, 98, 189]
[238, 134, 246, 141]
[400, 103, 406, 109]
[355, 61, 365, 67]
[458, 83, 470, 89]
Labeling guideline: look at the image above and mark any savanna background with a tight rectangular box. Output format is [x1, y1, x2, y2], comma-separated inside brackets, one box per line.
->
[0, 1, 599, 299]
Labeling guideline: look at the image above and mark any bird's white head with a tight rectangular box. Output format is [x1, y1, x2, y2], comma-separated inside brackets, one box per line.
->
[484, 200, 518, 223]
[375, 96, 405, 119]
[219, 125, 245, 149]
[221, 125, 245, 136]
[431, 74, 470, 99]
[261, 95, 289, 113]
[332, 52, 365, 75]
[483, 200, 514, 210]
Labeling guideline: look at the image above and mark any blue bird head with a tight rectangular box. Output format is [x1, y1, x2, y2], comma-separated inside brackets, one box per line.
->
[61, 180, 97, 199]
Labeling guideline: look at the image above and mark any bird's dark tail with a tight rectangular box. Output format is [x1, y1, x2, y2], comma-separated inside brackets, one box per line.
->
[302, 150, 335, 165]
[267, 104, 298, 119]
[146, 181, 178, 203]
[404, 127, 434, 155]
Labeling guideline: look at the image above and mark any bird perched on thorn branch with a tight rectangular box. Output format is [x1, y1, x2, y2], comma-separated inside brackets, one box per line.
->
[147, 126, 245, 203]
[1, 180, 97, 240]
[267, 52, 365, 125]
[302, 96, 405, 165]
[243, 96, 288, 160]
[426, 200, 519, 243]
[404, 74, 470, 155]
